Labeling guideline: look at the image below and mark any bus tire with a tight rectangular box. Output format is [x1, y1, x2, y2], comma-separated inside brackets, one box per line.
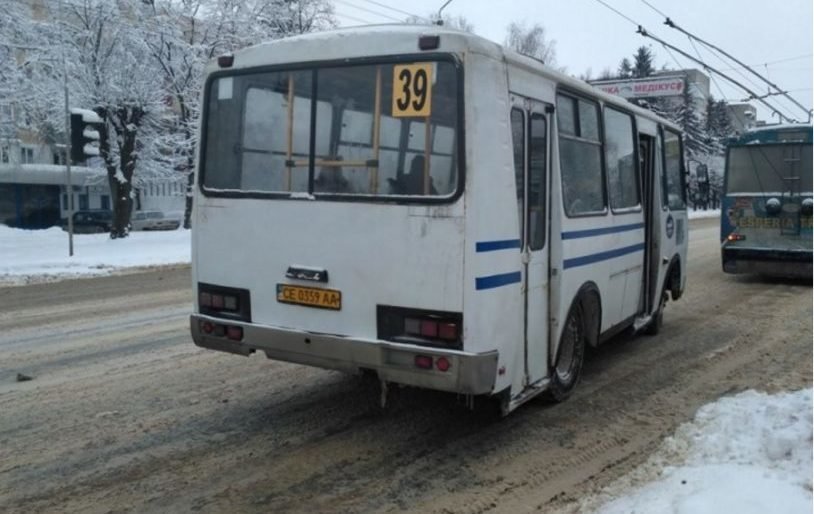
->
[548, 298, 587, 402]
[643, 290, 667, 336]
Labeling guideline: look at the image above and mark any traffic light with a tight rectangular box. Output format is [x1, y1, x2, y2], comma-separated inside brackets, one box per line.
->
[70, 108, 103, 164]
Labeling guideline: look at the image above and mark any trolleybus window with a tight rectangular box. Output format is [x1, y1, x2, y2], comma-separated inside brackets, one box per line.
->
[726, 144, 813, 194]
[604, 107, 639, 211]
[201, 60, 460, 199]
[663, 129, 686, 210]
[557, 93, 605, 216]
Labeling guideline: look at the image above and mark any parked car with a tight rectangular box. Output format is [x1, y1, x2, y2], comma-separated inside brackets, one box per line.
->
[62, 210, 114, 234]
[130, 210, 181, 231]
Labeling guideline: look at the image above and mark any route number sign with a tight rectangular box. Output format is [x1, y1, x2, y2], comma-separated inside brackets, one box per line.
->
[392, 64, 433, 117]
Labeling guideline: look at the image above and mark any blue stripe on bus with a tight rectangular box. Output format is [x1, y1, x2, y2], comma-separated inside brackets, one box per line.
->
[476, 239, 522, 252]
[475, 271, 522, 290]
[561, 222, 644, 240]
[563, 243, 645, 270]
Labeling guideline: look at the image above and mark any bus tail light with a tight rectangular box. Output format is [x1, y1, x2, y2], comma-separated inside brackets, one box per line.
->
[226, 326, 243, 341]
[415, 355, 433, 369]
[436, 357, 451, 372]
[198, 283, 252, 322]
[377, 306, 463, 350]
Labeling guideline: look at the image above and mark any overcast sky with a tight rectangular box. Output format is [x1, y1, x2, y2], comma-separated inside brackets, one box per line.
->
[333, 0, 813, 123]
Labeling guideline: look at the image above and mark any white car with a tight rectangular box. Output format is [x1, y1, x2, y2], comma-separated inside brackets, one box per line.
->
[130, 210, 181, 231]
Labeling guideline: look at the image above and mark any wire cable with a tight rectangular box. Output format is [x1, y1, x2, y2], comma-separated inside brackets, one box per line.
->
[355, 0, 429, 22]
[334, 0, 403, 23]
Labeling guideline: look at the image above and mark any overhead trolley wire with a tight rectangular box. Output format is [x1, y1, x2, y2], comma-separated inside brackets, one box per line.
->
[355, 0, 430, 23]
[589, 0, 799, 123]
[333, 0, 404, 23]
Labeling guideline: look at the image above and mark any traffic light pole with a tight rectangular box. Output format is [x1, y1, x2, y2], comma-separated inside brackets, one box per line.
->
[61, 6, 73, 257]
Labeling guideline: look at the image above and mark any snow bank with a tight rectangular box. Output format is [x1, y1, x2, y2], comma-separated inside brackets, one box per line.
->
[688, 208, 721, 220]
[0, 225, 190, 285]
[595, 389, 813, 514]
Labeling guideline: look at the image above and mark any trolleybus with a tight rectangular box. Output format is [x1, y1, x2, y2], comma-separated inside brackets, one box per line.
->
[721, 124, 812, 278]
[190, 25, 688, 414]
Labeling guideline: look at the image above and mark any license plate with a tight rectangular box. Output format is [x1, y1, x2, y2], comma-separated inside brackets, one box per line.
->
[276, 284, 341, 310]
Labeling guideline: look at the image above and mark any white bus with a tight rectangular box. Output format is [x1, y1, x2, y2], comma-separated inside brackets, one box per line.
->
[190, 25, 688, 415]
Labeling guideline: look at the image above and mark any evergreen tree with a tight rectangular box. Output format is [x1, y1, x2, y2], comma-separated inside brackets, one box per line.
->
[617, 58, 632, 79]
[632, 46, 655, 78]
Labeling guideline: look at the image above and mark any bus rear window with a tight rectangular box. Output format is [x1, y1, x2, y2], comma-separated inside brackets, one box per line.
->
[726, 144, 813, 194]
[201, 60, 460, 199]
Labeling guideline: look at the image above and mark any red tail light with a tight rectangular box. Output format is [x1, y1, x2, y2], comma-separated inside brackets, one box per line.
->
[202, 321, 214, 334]
[414, 355, 433, 369]
[211, 294, 225, 309]
[420, 320, 439, 338]
[438, 323, 458, 341]
[436, 357, 451, 372]
[200, 292, 212, 308]
[226, 326, 243, 341]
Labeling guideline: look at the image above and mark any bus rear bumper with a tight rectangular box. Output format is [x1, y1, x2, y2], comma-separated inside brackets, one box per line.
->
[190, 314, 499, 395]
[722, 247, 813, 278]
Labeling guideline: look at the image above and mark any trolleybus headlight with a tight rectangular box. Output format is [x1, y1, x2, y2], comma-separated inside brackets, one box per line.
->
[765, 197, 782, 215]
[802, 198, 813, 215]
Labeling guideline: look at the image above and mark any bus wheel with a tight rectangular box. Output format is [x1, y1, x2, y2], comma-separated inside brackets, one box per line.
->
[643, 290, 668, 336]
[548, 300, 586, 402]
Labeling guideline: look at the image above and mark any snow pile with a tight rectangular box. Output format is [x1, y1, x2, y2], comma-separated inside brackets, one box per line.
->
[0, 226, 190, 285]
[595, 389, 812, 514]
[687, 208, 721, 220]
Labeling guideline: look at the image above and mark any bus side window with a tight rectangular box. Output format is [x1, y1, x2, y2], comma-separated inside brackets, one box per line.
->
[528, 113, 546, 249]
[663, 129, 686, 210]
[604, 107, 639, 210]
[511, 108, 526, 244]
[557, 93, 605, 216]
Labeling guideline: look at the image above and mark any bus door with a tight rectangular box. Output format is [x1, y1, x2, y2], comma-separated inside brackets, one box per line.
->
[511, 98, 550, 385]
[639, 133, 660, 315]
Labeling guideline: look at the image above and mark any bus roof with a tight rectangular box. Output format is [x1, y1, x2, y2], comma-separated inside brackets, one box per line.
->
[728, 124, 813, 146]
[210, 24, 680, 132]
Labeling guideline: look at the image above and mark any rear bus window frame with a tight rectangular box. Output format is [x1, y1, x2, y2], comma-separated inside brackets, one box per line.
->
[198, 53, 465, 206]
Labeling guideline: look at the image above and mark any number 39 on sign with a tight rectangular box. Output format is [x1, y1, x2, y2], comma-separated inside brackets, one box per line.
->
[392, 63, 433, 117]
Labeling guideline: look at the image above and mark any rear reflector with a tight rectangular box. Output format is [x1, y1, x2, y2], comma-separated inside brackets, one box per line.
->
[414, 355, 433, 369]
[436, 357, 451, 372]
[226, 326, 243, 341]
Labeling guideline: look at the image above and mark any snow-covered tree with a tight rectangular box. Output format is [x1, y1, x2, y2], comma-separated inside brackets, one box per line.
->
[139, 0, 336, 228]
[632, 46, 655, 78]
[505, 22, 557, 67]
[617, 57, 633, 79]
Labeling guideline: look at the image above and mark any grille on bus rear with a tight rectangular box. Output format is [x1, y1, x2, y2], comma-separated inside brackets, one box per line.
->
[377, 305, 462, 350]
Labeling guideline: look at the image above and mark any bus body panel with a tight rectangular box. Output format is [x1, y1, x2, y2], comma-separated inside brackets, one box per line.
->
[462, 52, 524, 395]
[194, 198, 465, 338]
[191, 25, 688, 412]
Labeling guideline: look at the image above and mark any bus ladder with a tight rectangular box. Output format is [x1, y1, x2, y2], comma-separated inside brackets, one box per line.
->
[780, 144, 802, 236]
